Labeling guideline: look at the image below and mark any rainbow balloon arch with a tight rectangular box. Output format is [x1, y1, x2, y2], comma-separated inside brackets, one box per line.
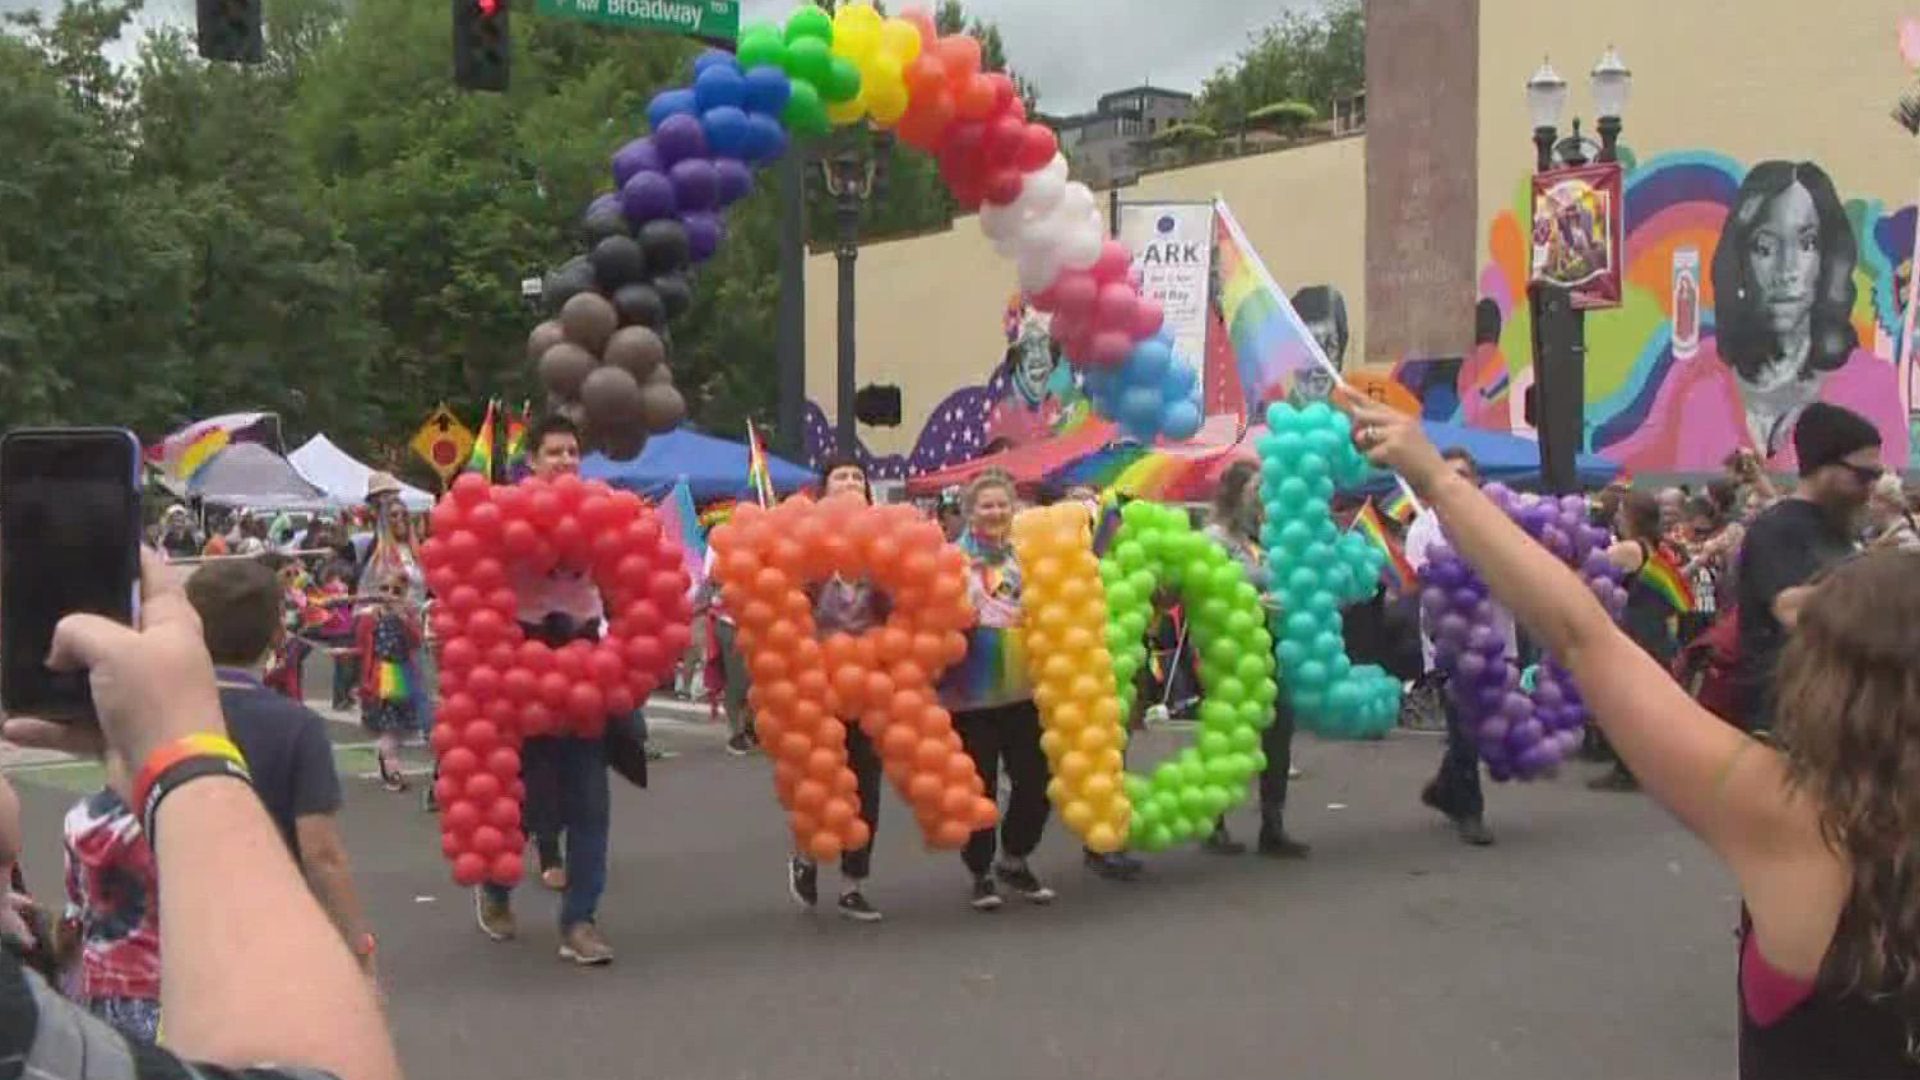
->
[525, 2, 1204, 459]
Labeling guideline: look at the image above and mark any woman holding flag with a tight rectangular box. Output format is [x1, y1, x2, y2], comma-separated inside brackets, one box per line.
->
[1590, 490, 1691, 792]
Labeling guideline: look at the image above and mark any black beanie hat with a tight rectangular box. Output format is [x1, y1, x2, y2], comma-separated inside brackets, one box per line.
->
[1793, 402, 1881, 477]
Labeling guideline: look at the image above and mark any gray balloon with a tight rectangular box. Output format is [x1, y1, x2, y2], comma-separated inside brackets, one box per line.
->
[599, 429, 648, 461]
[559, 292, 619, 353]
[527, 320, 567, 363]
[542, 256, 596, 313]
[639, 382, 687, 432]
[602, 326, 666, 383]
[581, 365, 646, 430]
[537, 341, 598, 397]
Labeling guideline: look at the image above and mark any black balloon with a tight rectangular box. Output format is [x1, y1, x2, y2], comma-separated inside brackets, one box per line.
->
[611, 283, 666, 329]
[541, 255, 596, 313]
[653, 273, 693, 320]
[582, 206, 630, 245]
[537, 342, 598, 397]
[590, 235, 648, 291]
[638, 219, 691, 274]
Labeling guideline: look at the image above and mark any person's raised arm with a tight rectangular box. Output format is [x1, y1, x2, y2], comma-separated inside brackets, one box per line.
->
[1338, 395, 1813, 872]
[4, 551, 402, 1080]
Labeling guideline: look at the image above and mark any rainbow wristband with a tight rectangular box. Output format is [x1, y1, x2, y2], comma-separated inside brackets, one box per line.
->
[132, 734, 250, 840]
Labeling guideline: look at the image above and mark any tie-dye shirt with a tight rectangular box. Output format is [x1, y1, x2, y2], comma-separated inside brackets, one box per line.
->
[61, 790, 160, 1003]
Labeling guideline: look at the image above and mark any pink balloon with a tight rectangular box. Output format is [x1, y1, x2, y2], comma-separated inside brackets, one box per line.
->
[1089, 330, 1132, 367]
[1053, 272, 1098, 318]
[1049, 309, 1087, 345]
[1094, 282, 1138, 330]
[1130, 297, 1166, 339]
[1027, 284, 1060, 312]
[1128, 265, 1145, 290]
[1090, 240, 1131, 284]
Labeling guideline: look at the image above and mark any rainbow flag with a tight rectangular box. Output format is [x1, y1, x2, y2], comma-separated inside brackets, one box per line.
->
[464, 399, 496, 480]
[147, 412, 279, 483]
[1384, 489, 1417, 525]
[657, 480, 706, 590]
[1212, 201, 1340, 414]
[376, 659, 413, 703]
[1638, 547, 1696, 614]
[698, 499, 737, 531]
[1350, 499, 1416, 593]
[745, 420, 774, 507]
[503, 401, 530, 482]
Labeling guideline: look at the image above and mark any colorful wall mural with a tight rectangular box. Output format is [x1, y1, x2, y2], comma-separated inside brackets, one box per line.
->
[1445, 151, 1916, 473]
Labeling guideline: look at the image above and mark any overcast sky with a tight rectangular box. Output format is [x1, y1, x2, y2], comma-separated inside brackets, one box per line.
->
[1, 0, 1320, 112]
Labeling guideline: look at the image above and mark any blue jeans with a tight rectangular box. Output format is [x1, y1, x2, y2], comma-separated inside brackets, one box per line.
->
[486, 735, 610, 928]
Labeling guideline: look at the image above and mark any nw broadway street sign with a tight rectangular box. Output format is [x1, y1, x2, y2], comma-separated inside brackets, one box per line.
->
[533, 0, 739, 44]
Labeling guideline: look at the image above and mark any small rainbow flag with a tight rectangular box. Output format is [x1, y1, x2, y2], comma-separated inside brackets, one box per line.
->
[1383, 489, 1416, 525]
[503, 401, 530, 482]
[698, 499, 737, 531]
[1350, 499, 1416, 593]
[1637, 547, 1696, 614]
[376, 659, 413, 703]
[464, 399, 496, 481]
[745, 420, 774, 507]
[1212, 201, 1340, 414]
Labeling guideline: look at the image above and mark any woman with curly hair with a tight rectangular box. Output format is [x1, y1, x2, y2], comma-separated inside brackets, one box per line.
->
[1347, 390, 1920, 1077]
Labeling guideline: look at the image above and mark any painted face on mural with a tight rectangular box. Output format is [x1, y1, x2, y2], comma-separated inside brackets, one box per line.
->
[1744, 181, 1821, 341]
[1011, 328, 1056, 407]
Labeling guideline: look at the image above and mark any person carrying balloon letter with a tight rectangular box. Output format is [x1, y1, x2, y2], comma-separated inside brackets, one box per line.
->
[785, 456, 890, 922]
[1403, 448, 1505, 847]
[1199, 461, 1310, 859]
[474, 414, 618, 966]
[941, 468, 1058, 911]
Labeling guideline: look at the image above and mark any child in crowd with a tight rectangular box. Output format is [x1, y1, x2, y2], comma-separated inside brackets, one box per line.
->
[56, 773, 162, 1042]
[357, 579, 422, 791]
[315, 561, 359, 710]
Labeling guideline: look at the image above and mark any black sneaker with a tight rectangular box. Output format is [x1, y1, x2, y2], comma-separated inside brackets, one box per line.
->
[788, 855, 819, 908]
[726, 732, 755, 757]
[1084, 849, 1144, 881]
[969, 875, 1003, 911]
[1202, 825, 1246, 856]
[994, 860, 1056, 904]
[837, 889, 882, 923]
[1256, 831, 1312, 859]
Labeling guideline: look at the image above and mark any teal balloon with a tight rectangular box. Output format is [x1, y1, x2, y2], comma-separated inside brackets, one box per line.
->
[1296, 660, 1329, 689]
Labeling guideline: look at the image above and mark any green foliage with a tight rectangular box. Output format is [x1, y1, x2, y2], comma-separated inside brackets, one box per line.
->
[0, 0, 1038, 460]
[1246, 100, 1319, 135]
[1197, 0, 1362, 142]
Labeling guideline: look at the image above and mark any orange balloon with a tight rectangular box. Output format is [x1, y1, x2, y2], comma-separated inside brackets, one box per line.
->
[866, 534, 903, 577]
[900, 550, 937, 584]
[793, 779, 829, 812]
[864, 670, 896, 704]
[880, 724, 919, 759]
[878, 626, 912, 659]
[945, 752, 980, 784]
[907, 772, 944, 806]
[934, 819, 973, 849]
[790, 698, 826, 732]
[739, 600, 776, 629]
[831, 768, 860, 796]
[773, 759, 800, 790]
[914, 738, 949, 771]
[970, 797, 999, 829]
[940, 785, 976, 818]
[756, 713, 788, 745]
[750, 650, 791, 684]
[910, 632, 946, 670]
[752, 566, 790, 599]
[777, 731, 812, 762]
[917, 705, 952, 737]
[833, 664, 868, 706]
[795, 668, 831, 702]
[891, 687, 929, 717]
[807, 831, 844, 862]
[889, 660, 926, 690]
[761, 679, 800, 713]
[820, 797, 856, 829]
[843, 818, 872, 852]
[806, 747, 842, 779]
[765, 619, 802, 652]
[790, 809, 819, 837]
[955, 73, 996, 119]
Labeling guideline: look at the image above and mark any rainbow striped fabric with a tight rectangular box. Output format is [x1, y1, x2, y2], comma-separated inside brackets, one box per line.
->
[464, 399, 496, 481]
[1637, 547, 1695, 614]
[376, 659, 412, 703]
[1349, 499, 1416, 593]
[503, 402, 530, 482]
[658, 479, 706, 591]
[1213, 202, 1338, 412]
[1383, 489, 1416, 524]
[745, 420, 774, 507]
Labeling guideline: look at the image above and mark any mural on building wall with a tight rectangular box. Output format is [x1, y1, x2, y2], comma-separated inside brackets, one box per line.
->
[1447, 151, 1914, 472]
[802, 296, 1092, 479]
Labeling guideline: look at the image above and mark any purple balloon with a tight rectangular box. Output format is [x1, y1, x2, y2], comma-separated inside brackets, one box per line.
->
[1501, 693, 1534, 721]
[612, 137, 663, 190]
[653, 114, 709, 166]
[1456, 652, 1486, 681]
[682, 211, 724, 262]
[1420, 587, 1449, 619]
[1508, 717, 1544, 749]
[669, 157, 719, 211]
[620, 169, 678, 225]
[586, 192, 622, 218]
[714, 157, 753, 206]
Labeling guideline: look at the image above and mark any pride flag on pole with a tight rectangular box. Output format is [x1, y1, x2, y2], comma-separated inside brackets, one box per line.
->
[1349, 499, 1417, 594]
[745, 420, 774, 507]
[656, 479, 707, 593]
[1211, 201, 1342, 414]
[503, 401, 530, 482]
[464, 400, 497, 480]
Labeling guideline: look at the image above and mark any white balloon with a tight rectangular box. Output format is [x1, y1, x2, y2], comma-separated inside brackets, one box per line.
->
[1016, 169, 1066, 217]
[1057, 181, 1097, 221]
[979, 200, 1021, 242]
[1059, 216, 1104, 270]
[1017, 246, 1064, 293]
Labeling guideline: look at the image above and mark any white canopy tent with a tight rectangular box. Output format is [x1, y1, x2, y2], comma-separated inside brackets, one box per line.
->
[289, 435, 435, 512]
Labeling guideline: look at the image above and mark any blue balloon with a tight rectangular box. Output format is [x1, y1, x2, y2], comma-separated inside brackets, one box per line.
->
[1126, 338, 1172, 385]
[1119, 386, 1163, 435]
[740, 112, 788, 164]
[701, 106, 750, 158]
[693, 64, 747, 111]
[742, 65, 793, 116]
[1161, 358, 1198, 400]
[647, 88, 699, 130]
[693, 49, 737, 77]
[1084, 365, 1116, 399]
[1160, 398, 1202, 441]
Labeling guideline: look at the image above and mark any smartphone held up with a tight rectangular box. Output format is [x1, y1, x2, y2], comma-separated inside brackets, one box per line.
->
[0, 428, 143, 722]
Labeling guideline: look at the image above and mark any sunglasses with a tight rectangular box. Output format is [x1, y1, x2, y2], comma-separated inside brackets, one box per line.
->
[1841, 463, 1885, 485]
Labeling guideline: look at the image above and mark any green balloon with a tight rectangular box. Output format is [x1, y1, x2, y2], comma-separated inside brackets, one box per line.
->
[820, 55, 863, 104]
[783, 2, 833, 43]
[780, 78, 830, 136]
[736, 25, 786, 69]
[783, 35, 833, 89]
[1199, 730, 1231, 758]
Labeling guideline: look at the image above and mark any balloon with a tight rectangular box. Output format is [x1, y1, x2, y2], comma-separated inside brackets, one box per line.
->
[781, 79, 831, 138]
[1161, 398, 1202, 441]
[700, 106, 749, 158]
[620, 169, 677, 225]
[610, 283, 666, 329]
[582, 366, 645, 431]
[638, 219, 692, 273]
[652, 273, 693, 319]
[668, 157, 719, 212]
[692, 63, 746, 111]
[935, 34, 981, 81]
[1014, 124, 1058, 172]
[558, 292, 618, 352]
[652, 114, 709, 166]
[582, 203, 629, 246]
[589, 235, 647, 290]
[526, 320, 566, 364]
[540, 255, 596, 312]
[783, 35, 833, 88]
[693, 49, 735, 77]
[602, 325, 665, 383]
[820, 56, 864, 104]
[784, 3, 832, 44]
[740, 113, 789, 163]
[741, 65, 792, 115]
[611, 136, 662, 190]
[646, 88, 698, 129]
[682, 211, 724, 263]
[877, 17, 923, 62]
[737, 25, 787, 71]
[713, 157, 754, 206]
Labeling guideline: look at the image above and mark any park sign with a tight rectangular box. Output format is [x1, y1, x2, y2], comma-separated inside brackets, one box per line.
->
[533, 0, 739, 45]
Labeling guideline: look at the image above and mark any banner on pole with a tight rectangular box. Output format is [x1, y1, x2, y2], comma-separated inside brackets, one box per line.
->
[1118, 201, 1215, 380]
[1529, 161, 1625, 311]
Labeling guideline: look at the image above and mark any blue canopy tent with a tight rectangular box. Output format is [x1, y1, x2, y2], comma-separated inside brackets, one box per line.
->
[581, 427, 816, 502]
[1343, 420, 1622, 495]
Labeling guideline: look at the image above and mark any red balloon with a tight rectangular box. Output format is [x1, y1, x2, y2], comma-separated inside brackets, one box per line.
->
[470, 825, 506, 856]
[434, 775, 462, 808]
[897, 89, 955, 149]
[430, 499, 466, 536]
[616, 554, 654, 591]
[488, 852, 524, 885]
[626, 516, 663, 553]
[446, 585, 482, 615]
[659, 621, 692, 659]
[465, 500, 503, 540]
[1015, 123, 1058, 172]
[1053, 272, 1099, 318]
[1090, 330, 1133, 367]
[1094, 281, 1139, 331]
[538, 672, 572, 709]
[552, 474, 586, 509]
[484, 641, 518, 671]
[485, 587, 518, 618]
[590, 529, 627, 570]
[590, 647, 626, 688]
[982, 169, 1023, 206]
[483, 696, 517, 729]
[606, 685, 637, 717]
[419, 537, 449, 570]
[502, 665, 538, 702]
[552, 645, 586, 682]
[578, 495, 618, 532]
[903, 53, 946, 97]
[451, 471, 490, 506]
[437, 692, 479, 727]
[485, 794, 521, 829]
[648, 570, 687, 609]
[527, 491, 562, 529]
[516, 640, 555, 673]
[493, 485, 529, 522]
[465, 665, 503, 700]
[983, 71, 1017, 113]
[983, 115, 1025, 162]
[465, 772, 503, 803]
[567, 681, 607, 723]
[502, 519, 538, 557]
[622, 634, 666, 674]
[428, 723, 460, 753]
[463, 719, 500, 750]
[440, 637, 479, 671]
[1131, 297, 1166, 339]
[452, 853, 487, 886]
[445, 530, 482, 569]
[440, 830, 464, 859]
[551, 515, 588, 561]
[486, 747, 521, 779]
[520, 702, 555, 737]
[443, 798, 481, 831]
[427, 567, 460, 598]
[466, 609, 507, 646]
[936, 34, 981, 82]
[1091, 239, 1132, 284]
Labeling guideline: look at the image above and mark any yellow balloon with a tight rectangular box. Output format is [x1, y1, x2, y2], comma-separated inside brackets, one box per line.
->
[878, 16, 923, 63]
[1057, 749, 1092, 781]
[1051, 701, 1088, 732]
[1084, 822, 1122, 854]
[1082, 772, 1117, 803]
[1045, 777, 1068, 805]
[826, 97, 868, 126]
[1063, 799, 1096, 833]
[1078, 724, 1113, 755]
[831, 3, 882, 61]
[1039, 729, 1067, 757]
[1097, 747, 1126, 774]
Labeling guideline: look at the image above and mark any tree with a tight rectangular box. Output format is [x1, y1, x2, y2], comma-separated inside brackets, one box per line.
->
[1197, 0, 1362, 151]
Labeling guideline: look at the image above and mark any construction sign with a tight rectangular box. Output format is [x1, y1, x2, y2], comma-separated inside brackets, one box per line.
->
[410, 404, 475, 483]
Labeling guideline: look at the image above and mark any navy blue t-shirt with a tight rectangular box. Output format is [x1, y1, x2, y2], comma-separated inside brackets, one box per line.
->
[215, 674, 343, 865]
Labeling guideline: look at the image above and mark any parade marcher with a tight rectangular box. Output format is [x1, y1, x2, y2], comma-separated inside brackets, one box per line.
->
[1589, 490, 1682, 792]
[155, 505, 201, 561]
[1404, 448, 1507, 846]
[1734, 402, 1879, 734]
[785, 455, 888, 922]
[942, 468, 1057, 911]
[1347, 390, 1920, 1080]
[476, 414, 618, 965]
[354, 577, 422, 792]
[1199, 461, 1309, 858]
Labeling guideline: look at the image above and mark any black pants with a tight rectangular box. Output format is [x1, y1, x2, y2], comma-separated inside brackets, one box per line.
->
[516, 618, 601, 866]
[1429, 691, 1484, 819]
[1215, 693, 1297, 837]
[839, 726, 882, 880]
[955, 700, 1052, 877]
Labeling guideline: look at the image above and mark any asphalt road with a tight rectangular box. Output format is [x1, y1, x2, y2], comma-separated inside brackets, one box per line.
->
[10, 723, 1739, 1080]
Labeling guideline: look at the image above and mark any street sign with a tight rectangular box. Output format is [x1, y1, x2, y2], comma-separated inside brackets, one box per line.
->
[520, 276, 542, 298]
[532, 0, 738, 44]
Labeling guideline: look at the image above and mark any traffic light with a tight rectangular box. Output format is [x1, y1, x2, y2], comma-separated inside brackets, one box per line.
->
[854, 385, 902, 427]
[196, 0, 262, 64]
[453, 0, 509, 93]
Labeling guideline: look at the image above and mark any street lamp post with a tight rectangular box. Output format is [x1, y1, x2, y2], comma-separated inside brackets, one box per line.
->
[1524, 49, 1631, 494]
[820, 129, 892, 456]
